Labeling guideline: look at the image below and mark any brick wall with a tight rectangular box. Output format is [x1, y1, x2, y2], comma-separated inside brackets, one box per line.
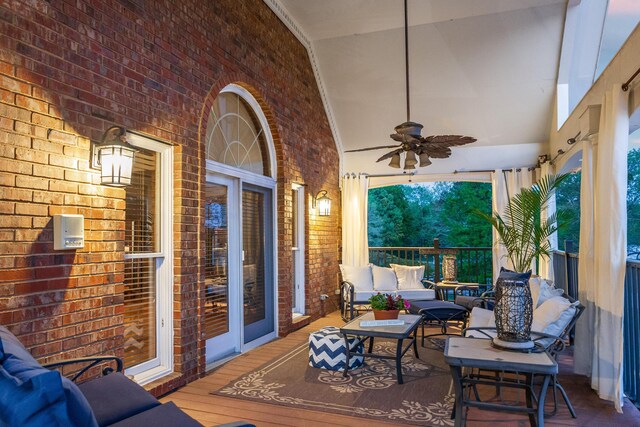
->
[0, 0, 340, 395]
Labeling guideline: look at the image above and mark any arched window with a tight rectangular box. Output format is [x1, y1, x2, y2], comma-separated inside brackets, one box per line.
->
[205, 86, 272, 177]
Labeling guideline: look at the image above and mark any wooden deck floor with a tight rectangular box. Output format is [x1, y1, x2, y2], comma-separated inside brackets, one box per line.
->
[162, 311, 640, 427]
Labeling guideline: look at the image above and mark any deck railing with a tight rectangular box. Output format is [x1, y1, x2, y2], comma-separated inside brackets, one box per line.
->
[552, 244, 640, 407]
[368, 239, 493, 284]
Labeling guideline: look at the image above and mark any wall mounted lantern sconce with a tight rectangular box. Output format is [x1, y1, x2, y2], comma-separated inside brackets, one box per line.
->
[313, 190, 331, 216]
[91, 126, 137, 187]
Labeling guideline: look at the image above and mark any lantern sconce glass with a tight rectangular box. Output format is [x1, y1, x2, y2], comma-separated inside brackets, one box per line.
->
[91, 126, 137, 187]
[313, 190, 331, 216]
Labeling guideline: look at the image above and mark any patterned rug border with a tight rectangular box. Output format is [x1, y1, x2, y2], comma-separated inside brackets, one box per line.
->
[211, 340, 455, 426]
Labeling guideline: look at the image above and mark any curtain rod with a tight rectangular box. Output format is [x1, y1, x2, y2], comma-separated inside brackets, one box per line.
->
[453, 167, 536, 174]
[360, 171, 417, 178]
[623, 66, 640, 91]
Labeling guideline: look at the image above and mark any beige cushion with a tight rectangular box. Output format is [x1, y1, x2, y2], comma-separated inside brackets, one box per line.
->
[372, 265, 398, 291]
[397, 289, 435, 301]
[352, 290, 378, 302]
[466, 307, 496, 339]
[339, 264, 373, 292]
[390, 264, 425, 290]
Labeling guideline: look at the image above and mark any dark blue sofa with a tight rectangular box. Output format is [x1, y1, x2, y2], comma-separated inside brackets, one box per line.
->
[0, 325, 254, 427]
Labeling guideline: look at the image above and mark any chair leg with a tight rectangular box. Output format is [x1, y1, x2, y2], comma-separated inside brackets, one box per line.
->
[556, 378, 577, 418]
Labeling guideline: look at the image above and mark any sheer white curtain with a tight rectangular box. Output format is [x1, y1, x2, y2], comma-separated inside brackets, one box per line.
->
[574, 85, 628, 412]
[575, 138, 596, 376]
[491, 169, 533, 278]
[538, 161, 557, 280]
[341, 174, 369, 266]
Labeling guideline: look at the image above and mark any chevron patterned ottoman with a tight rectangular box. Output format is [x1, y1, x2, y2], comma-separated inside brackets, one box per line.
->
[308, 326, 364, 371]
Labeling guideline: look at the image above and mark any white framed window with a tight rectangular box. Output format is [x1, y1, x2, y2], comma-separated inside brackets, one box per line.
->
[292, 183, 305, 317]
[122, 132, 173, 385]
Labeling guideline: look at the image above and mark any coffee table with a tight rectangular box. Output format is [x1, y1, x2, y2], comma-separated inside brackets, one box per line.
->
[340, 312, 422, 384]
[444, 336, 558, 427]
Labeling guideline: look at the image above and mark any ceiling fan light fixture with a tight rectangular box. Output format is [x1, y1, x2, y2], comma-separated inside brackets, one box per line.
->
[404, 150, 418, 167]
[389, 153, 401, 168]
[419, 152, 432, 167]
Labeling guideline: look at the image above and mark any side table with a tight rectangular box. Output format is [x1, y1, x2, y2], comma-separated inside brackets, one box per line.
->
[434, 282, 483, 301]
[444, 336, 557, 427]
[340, 312, 422, 384]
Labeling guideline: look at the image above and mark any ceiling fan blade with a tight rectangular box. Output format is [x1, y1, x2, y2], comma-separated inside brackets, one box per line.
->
[376, 148, 404, 162]
[422, 135, 477, 146]
[345, 144, 401, 153]
[424, 146, 452, 158]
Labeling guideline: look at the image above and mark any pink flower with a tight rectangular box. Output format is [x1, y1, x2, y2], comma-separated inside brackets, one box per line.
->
[404, 300, 411, 309]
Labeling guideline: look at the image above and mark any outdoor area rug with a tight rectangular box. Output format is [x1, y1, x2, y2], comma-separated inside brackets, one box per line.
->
[213, 340, 455, 426]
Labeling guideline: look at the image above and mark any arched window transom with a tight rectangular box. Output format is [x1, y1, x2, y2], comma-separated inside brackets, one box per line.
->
[205, 89, 270, 176]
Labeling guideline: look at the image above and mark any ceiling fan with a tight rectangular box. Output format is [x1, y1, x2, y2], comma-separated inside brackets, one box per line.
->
[345, 0, 476, 169]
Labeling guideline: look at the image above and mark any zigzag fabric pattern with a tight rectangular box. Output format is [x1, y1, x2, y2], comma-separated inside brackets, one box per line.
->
[308, 326, 364, 371]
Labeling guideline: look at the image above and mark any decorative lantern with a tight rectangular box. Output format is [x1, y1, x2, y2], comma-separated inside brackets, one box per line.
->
[314, 190, 331, 216]
[442, 255, 457, 282]
[493, 277, 534, 350]
[92, 126, 137, 187]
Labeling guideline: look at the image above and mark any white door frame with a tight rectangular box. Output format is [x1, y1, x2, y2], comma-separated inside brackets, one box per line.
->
[206, 162, 278, 357]
[292, 183, 305, 317]
[205, 174, 242, 363]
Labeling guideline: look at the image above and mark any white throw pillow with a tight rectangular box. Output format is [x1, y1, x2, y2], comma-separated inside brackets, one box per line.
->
[371, 265, 398, 291]
[390, 264, 425, 290]
[532, 295, 576, 337]
[339, 264, 373, 292]
[529, 276, 542, 308]
[536, 279, 564, 306]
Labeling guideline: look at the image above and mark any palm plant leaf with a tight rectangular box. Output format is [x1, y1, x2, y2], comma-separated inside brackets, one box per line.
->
[474, 173, 569, 273]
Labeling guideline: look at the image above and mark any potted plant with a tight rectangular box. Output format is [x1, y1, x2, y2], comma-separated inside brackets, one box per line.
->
[368, 293, 410, 320]
[475, 173, 568, 350]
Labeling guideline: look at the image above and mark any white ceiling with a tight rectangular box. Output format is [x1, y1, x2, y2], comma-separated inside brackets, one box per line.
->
[277, 0, 567, 177]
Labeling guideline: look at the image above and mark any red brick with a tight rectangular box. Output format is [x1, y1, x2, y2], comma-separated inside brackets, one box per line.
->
[15, 95, 48, 114]
[0, 75, 30, 95]
[16, 175, 48, 190]
[33, 163, 64, 179]
[47, 130, 77, 145]
[15, 147, 48, 164]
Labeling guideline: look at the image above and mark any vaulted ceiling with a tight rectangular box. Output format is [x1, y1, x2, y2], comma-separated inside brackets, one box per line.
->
[276, 0, 567, 177]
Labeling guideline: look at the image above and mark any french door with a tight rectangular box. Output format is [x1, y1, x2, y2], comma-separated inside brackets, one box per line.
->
[204, 175, 240, 362]
[205, 174, 275, 364]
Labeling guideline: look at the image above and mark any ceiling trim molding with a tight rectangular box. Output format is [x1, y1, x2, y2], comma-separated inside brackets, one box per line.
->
[263, 0, 345, 175]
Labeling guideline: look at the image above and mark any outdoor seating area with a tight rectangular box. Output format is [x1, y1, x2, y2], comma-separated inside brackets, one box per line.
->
[161, 311, 640, 426]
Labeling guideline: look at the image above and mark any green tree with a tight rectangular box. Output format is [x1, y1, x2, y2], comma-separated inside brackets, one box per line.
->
[556, 172, 581, 250]
[438, 182, 492, 247]
[368, 186, 411, 247]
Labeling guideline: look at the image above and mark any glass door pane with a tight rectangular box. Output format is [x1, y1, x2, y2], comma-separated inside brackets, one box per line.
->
[242, 185, 274, 343]
[205, 184, 229, 339]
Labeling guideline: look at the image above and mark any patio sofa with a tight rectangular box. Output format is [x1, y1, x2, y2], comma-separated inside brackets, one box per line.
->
[340, 263, 436, 320]
[0, 325, 254, 427]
